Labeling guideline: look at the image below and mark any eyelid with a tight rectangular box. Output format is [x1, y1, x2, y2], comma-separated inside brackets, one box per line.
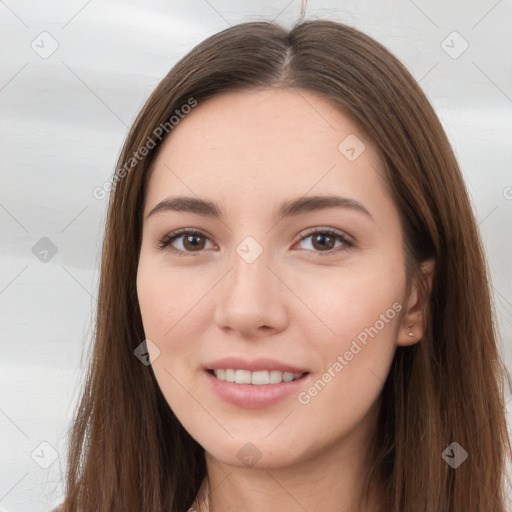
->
[156, 228, 215, 255]
[291, 227, 354, 256]
[294, 226, 354, 245]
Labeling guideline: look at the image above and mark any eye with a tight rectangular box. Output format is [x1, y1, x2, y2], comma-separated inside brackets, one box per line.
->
[294, 227, 353, 256]
[157, 229, 215, 256]
[156, 227, 353, 256]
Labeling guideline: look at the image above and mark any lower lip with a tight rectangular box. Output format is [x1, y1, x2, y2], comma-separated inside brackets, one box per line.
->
[204, 370, 310, 409]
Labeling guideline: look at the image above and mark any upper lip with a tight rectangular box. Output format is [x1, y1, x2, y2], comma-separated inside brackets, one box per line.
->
[205, 356, 308, 374]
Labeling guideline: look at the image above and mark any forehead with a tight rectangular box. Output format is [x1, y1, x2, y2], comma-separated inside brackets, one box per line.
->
[144, 88, 393, 221]
[154, 87, 376, 165]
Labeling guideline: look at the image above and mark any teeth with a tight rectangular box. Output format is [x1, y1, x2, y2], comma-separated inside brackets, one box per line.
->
[212, 369, 304, 385]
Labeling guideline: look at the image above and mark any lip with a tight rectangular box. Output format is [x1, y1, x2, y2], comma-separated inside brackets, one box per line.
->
[204, 369, 310, 409]
[204, 356, 308, 374]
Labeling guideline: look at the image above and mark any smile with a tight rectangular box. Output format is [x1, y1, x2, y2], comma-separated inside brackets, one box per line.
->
[211, 369, 306, 385]
[205, 368, 311, 408]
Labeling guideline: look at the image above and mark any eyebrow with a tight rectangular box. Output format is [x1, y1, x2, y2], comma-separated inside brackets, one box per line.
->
[146, 194, 373, 222]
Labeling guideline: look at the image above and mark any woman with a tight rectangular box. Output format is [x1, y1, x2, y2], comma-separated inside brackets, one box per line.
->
[56, 19, 511, 512]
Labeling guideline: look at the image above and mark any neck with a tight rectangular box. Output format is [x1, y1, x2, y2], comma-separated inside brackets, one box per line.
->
[191, 405, 384, 512]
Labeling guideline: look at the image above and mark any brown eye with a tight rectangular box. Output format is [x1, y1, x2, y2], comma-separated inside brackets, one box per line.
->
[157, 230, 214, 255]
[182, 233, 206, 251]
[311, 232, 336, 251]
[295, 228, 353, 256]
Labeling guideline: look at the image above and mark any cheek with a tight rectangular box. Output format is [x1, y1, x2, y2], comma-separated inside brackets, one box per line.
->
[136, 254, 218, 401]
[290, 259, 404, 403]
[136, 259, 200, 417]
[292, 254, 405, 343]
[288, 289, 400, 455]
[136, 252, 213, 341]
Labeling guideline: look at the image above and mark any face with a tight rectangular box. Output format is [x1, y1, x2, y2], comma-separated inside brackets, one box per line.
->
[136, 87, 418, 470]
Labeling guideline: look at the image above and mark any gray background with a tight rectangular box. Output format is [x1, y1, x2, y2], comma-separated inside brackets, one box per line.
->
[1, 0, 511, 509]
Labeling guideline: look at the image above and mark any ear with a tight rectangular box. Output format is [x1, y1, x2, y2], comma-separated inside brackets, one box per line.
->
[397, 258, 435, 346]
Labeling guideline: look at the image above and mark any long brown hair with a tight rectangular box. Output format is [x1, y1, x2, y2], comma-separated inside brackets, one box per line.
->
[56, 20, 511, 512]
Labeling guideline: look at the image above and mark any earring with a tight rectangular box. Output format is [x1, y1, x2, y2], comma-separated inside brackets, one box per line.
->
[407, 326, 414, 337]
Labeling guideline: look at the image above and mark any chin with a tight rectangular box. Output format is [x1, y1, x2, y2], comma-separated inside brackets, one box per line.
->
[202, 437, 304, 471]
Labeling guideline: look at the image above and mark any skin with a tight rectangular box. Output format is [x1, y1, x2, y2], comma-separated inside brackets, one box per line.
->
[136, 87, 434, 512]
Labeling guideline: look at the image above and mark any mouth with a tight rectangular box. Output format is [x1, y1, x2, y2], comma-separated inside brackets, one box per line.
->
[207, 368, 309, 385]
[205, 367, 311, 408]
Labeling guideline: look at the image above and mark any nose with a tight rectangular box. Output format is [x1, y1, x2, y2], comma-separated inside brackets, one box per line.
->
[213, 244, 289, 338]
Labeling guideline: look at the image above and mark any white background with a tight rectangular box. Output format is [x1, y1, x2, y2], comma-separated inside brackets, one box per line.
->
[1, 1, 511, 510]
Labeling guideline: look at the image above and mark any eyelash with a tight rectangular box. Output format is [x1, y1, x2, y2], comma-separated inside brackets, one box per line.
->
[156, 227, 354, 257]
